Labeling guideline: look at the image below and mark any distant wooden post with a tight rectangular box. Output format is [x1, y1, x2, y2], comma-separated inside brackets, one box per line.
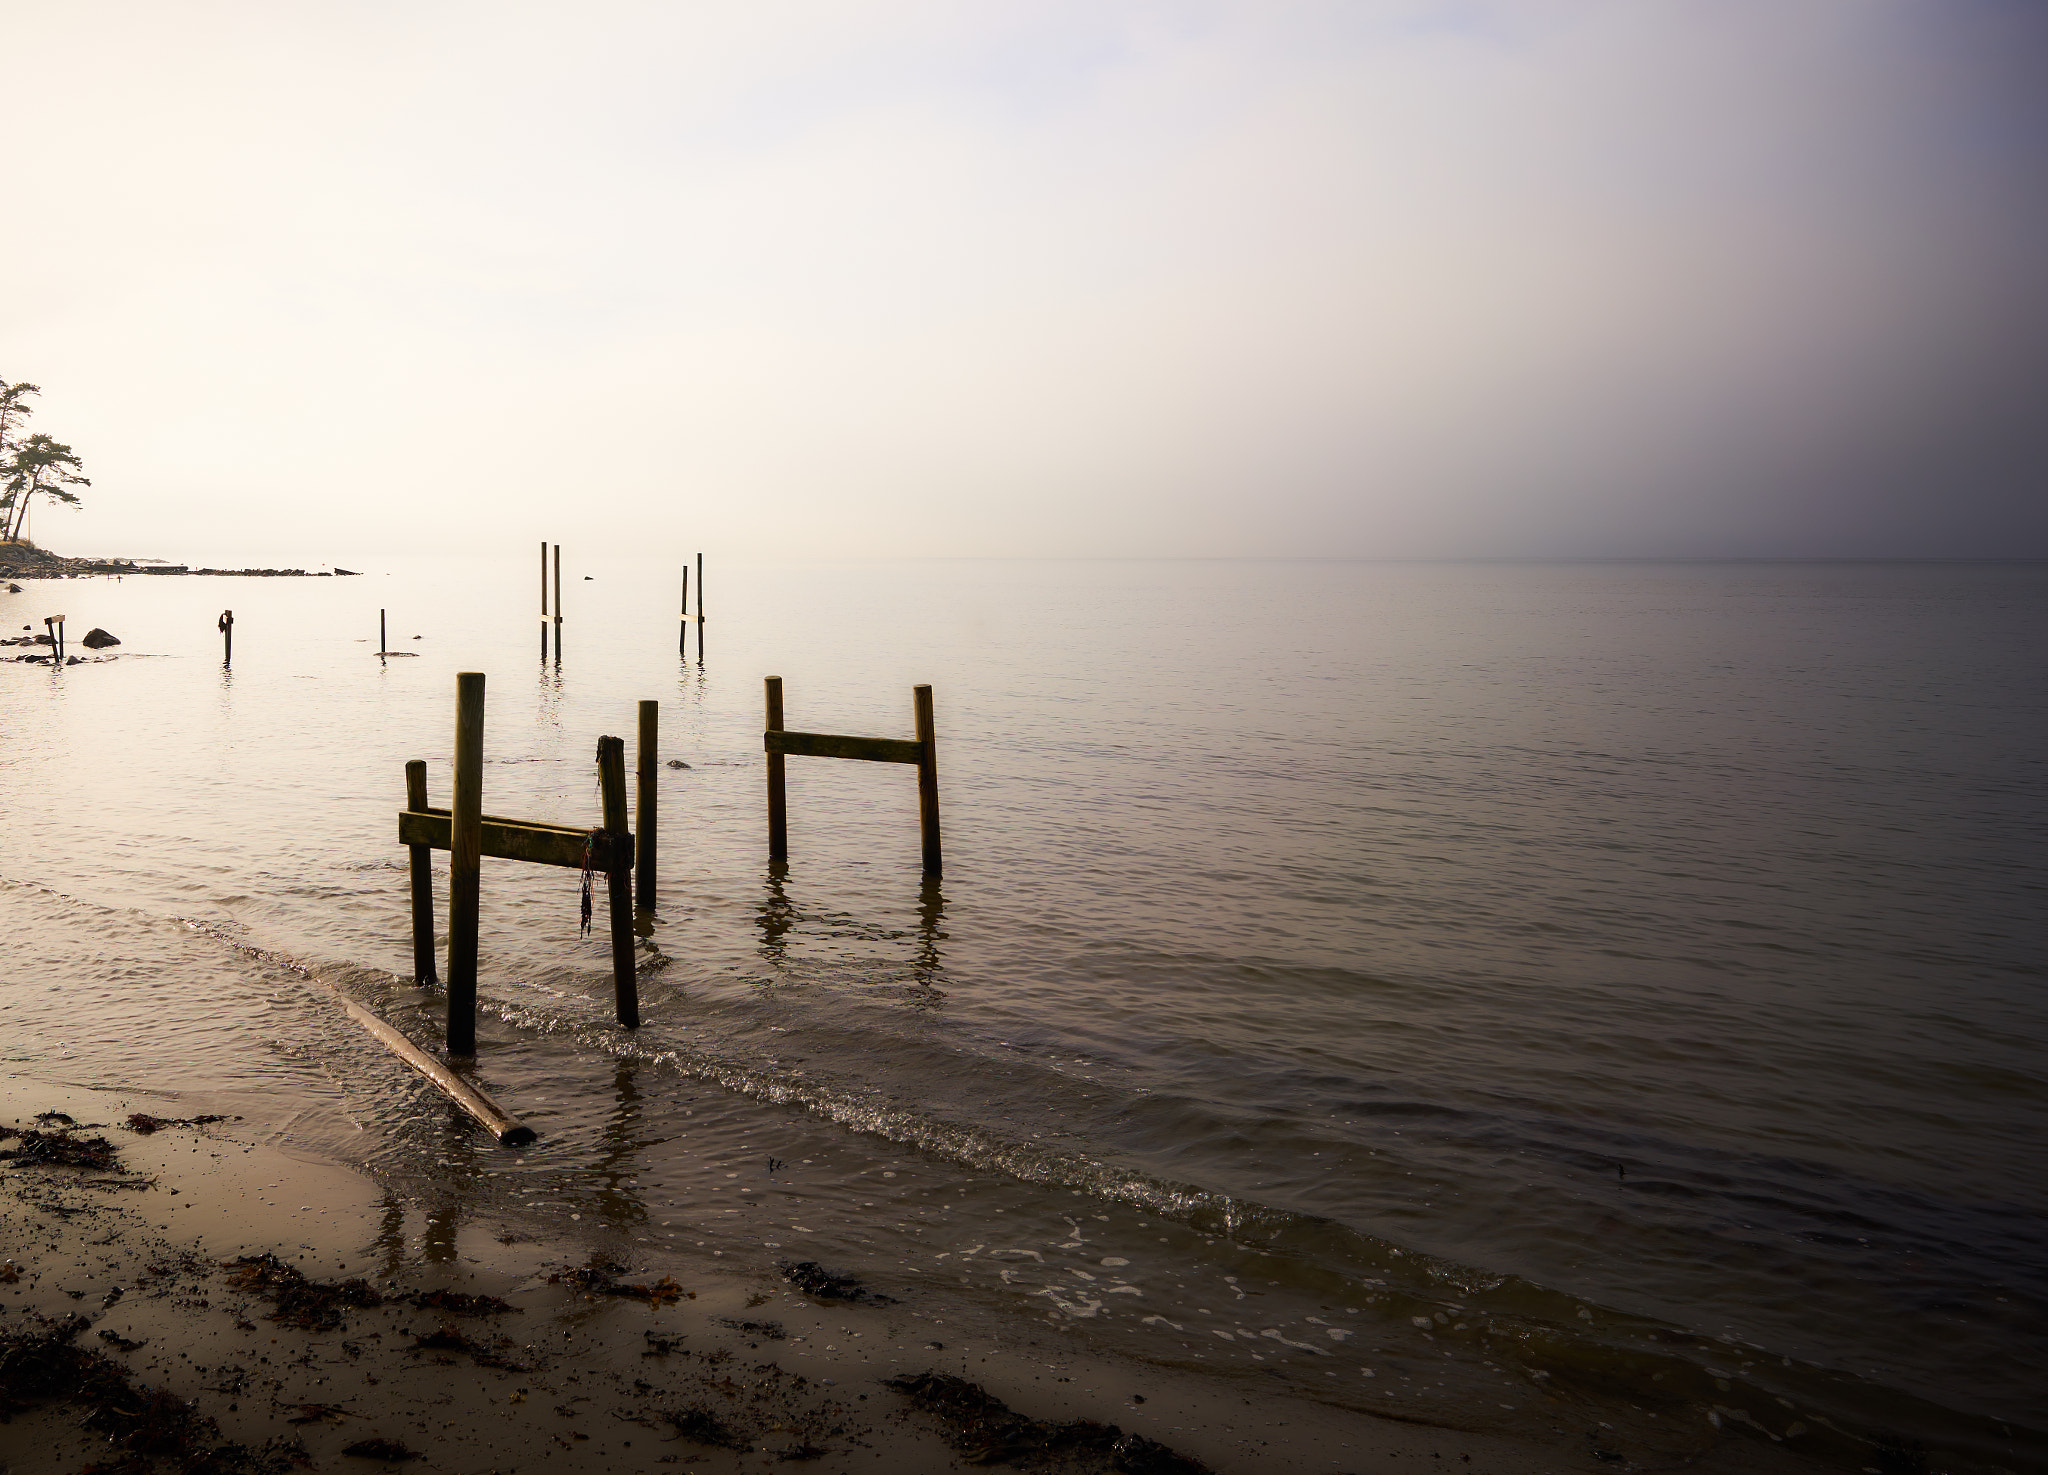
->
[404, 760, 438, 985]
[596, 735, 640, 1027]
[540, 540, 550, 658]
[553, 544, 563, 655]
[635, 700, 658, 910]
[44, 616, 64, 662]
[765, 676, 788, 860]
[678, 567, 689, 657]
[448, 672, 485, 1056]
[379, 608, 387, 656]
[915, 684, 942, 876]
[217, 610, 234, 666]
[695, 551, 704, 659]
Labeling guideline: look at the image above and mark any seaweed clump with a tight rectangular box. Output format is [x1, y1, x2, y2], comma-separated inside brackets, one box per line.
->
[404, 1288, 519, 1316]
[124, 1113, 229, 1135]
[546, 1253, 688, 1306]
[0, 1316, 298, 1474]
[777, 1260, 894, 1304]
[0, 1123, 120, 1170]
[223, 1254, 383, 1331]
[663, 1406, 751, 1450]
[882, 1372, 1211, 1473]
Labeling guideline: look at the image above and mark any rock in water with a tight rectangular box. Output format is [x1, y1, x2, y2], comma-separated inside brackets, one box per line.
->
[81, 628, 121, 649]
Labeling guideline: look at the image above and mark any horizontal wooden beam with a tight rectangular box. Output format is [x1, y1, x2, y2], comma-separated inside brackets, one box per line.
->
[766, 729, 923, 764]
[400, 809, 632, 871]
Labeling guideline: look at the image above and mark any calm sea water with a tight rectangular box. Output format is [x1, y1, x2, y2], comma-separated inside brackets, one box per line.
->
[3, 557, 2043, 1469]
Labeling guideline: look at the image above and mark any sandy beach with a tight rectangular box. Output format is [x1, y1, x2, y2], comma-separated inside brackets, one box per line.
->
[0, 1070, 1827, 1475]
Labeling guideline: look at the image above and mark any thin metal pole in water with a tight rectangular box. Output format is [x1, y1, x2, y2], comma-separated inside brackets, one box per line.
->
[218, 610, 233, 667]
[765, 676, 787, 860]
[404, 759, 438, 985]
[914, 684, 942, 876]
[635, 700, 658, 911]
[448, 672, 485, 1056]
[597, 735, 640, 1027]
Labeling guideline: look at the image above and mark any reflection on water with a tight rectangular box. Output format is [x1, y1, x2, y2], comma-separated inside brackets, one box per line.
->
[3, 557, 2046, 1473]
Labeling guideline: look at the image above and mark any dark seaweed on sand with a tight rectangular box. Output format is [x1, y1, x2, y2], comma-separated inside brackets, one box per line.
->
[408, 1324, 528, 1370]
[223, 1253, 382, 1331]
[0, 1124, 120, 1170]
[882, 1372, 1212, 1474]
[125, 1112, 230, 1135]
[715, 1317, 787, 1339]
[404, 1288, 519, 1316]
[341, 1436, 422, 1460]
[664, 1405, 751, 1450]
[0, 1316, 300, 1474]
[546, 1252, 688, 1305]
[777, 1259, 895, 1304]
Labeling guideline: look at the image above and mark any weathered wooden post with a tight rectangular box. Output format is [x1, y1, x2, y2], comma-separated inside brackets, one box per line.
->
[404, 760, 438, 985]
[448, 672, 485, 1056]
[635, 700, 658, 910]
[379, 608, 387, 656]
[765, 676, 788, 860]
[915, 683, 942, 875]
[696, 552, 705, 658]
[678, 567, 689, 657]
[553, 544, 563, 655]
[218, 610, 234, 666]
[596, 735, 640, 1027]
[44, 616, 64, 662]
[540, 540, 550, 658]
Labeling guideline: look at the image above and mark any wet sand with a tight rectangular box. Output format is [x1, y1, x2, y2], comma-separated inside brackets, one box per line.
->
[0, 1075, 1827, 1475]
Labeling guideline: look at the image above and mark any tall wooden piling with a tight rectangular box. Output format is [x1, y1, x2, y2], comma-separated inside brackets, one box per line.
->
[553, 545, 563, 654]
[915, 683, 942, 875]
[678, 567, 689, 657]
[635, 700, 658, 910]
[380, 608, 387, 656]
[597, 735, 640, 1027]
[540, 541, 550, 658]
[44, 616, 64, 662]
[765, 676, 787, 860]
[404, 760, 438, 985]
[218, 610, 234, 666]
[448, 672, 485, 1056]
[696, 552, 704, 659]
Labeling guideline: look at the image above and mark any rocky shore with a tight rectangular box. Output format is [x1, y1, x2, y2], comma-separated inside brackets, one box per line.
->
[0, 540, 358, 581]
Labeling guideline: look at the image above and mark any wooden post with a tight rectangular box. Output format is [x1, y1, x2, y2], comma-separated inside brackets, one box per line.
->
[678, 568, 689, 657]
[380, 608, 387, 656]
[695, 551, 704, 660]
[540, 540, 550, 658]
[448, 672, 485, 1056]
[45, 616, 63, 662]
[405, 760, 438, 986]
[218, 610, 233, 666]
[914, 684, 942, 876]
[765, 676, 787, 860]
[553, 544, 563, 653]
[597, 735, 640, 1027]
[635, 699, 658, 911]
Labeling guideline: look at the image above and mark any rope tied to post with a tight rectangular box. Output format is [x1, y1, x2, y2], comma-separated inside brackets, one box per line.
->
[578, 830, 599, 937]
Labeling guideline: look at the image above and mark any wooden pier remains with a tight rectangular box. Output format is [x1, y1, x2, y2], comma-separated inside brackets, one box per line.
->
[42, 615, 65, 662]
[217, 609, 233, 666]
[763, 677, 942, 875]
[398, 674, 642, 1056]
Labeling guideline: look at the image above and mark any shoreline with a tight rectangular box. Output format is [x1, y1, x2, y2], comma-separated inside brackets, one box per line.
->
[0, 539, 358, 581]
[0, 1072, 1810, 1475]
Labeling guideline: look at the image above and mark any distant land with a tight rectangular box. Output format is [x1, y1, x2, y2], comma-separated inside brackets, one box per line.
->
[0, 539, 358, 580]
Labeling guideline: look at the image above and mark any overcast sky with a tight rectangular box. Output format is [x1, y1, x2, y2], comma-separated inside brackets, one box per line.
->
[6, 1, 2045, 561]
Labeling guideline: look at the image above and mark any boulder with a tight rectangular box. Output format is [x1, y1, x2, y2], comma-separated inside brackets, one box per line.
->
[81, 628, 121, 649]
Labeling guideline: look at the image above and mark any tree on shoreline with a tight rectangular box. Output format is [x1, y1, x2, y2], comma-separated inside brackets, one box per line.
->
[0, 378, 90, 544]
